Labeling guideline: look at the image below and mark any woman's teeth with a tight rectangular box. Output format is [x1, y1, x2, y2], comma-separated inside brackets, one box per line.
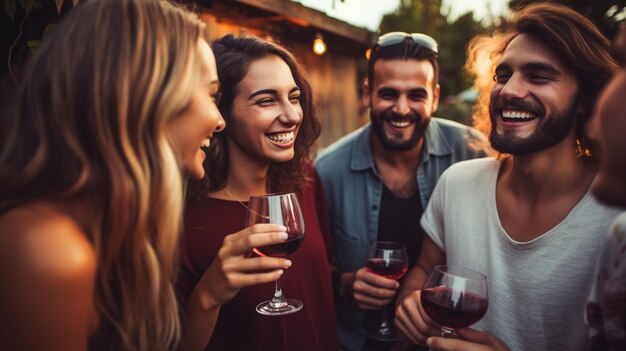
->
[267, 132, 295, 144]
[201, 138, 211, 148]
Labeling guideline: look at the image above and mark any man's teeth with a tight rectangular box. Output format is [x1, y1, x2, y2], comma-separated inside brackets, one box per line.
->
[502, 110, 536, 120]
[389, 120, 412, 128]
[267, 131, 295, 144]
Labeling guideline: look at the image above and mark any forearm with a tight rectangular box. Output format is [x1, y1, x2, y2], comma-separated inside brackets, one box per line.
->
[338, 271, 356, 302]
[397, 235, 446, 305]
[177, 286, 221, 351]
[331, 267, 355, 303]
[396, 264, 428, 306]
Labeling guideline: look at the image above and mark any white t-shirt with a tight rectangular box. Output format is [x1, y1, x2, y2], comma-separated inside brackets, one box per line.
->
[421, 158, 621, 351]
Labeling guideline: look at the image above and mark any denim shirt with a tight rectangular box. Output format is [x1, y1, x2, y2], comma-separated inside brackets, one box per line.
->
[314, 118, 487, 350]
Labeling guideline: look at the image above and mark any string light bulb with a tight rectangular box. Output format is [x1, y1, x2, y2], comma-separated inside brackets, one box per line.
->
[313, 33, 327, 55]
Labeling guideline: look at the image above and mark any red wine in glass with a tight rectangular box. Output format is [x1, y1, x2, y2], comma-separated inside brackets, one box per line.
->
[365, 258, 408, 280]
[421, 287, 488, 329]
[421, 265, 488, 336]
[253, 231, 304, 258]
[366, 241, 409, 341]
[246, 192, 305, 316]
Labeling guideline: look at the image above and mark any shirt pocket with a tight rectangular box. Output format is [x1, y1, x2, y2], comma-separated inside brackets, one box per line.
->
[330, 218, 367, 272]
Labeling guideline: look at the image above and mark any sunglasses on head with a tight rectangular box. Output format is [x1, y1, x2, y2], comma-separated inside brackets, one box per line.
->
[374, 32, 438, 53]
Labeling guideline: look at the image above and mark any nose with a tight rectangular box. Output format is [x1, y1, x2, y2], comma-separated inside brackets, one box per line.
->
[499, 74, 528, 100]
[278, 102, 302, 125]
[214, 110, 226, 133]
[392, 95, 411, 116]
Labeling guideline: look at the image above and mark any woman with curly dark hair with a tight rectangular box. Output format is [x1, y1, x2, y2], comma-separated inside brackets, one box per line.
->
[177, 34, 338, 351]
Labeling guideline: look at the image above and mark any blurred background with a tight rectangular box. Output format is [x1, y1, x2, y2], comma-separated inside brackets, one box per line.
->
[2, 0, 625, 149]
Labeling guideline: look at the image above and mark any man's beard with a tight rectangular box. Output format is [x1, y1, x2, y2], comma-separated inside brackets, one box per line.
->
[370, 108, 429, 151]
[489, 97, 577, 155]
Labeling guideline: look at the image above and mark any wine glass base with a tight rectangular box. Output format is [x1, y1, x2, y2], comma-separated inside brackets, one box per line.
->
[366, 328, 399, 342]
[256, 299, 303, 316]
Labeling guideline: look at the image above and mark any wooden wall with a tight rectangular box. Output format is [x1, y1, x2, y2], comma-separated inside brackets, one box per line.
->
[198, 11, 369, 151]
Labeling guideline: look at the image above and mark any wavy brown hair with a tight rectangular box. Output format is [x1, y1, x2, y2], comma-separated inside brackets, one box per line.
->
[0, 0, 208, 349]
[468, 3, 617, 158]
[190, 34, 320, 198]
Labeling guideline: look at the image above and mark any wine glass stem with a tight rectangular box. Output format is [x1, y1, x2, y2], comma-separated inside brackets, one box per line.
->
[268, 278, 288, 309]
[379, 306, 391, 334]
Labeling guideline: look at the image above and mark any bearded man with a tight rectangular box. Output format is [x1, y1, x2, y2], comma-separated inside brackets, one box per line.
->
[394, 4, 621, 351]
[315, 32, 486, 351]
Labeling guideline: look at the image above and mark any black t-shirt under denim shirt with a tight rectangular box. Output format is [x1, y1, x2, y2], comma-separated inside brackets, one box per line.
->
[363, 184, 427, 351]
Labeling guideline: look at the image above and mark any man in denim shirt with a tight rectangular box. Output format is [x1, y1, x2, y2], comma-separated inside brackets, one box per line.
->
[315, 33, 487, 350]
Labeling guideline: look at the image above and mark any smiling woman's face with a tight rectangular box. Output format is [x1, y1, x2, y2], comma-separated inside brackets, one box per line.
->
[226, 55, 303, 165]
[169, 39, 225, 180]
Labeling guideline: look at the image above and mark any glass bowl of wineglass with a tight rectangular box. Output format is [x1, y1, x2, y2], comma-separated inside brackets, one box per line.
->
[365, 241, 409, 341]
[246, 192, 305, 316]
[421, 265, 488, 337]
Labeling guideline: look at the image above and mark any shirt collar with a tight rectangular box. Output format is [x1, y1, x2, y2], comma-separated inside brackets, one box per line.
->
[425, 118, 453, 156]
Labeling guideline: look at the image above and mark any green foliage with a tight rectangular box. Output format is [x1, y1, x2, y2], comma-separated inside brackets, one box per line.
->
[5, 0, 17, 21]
[380, 0, 445, 36]
[3, 0, 77, 79]
[4, 0, 66, 22]
[507, 0, 626, 37]
[438, 12, 484, 96]
[436, 100, 473, 126]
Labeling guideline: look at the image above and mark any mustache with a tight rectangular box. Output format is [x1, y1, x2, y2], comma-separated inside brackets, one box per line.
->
[491, 98, 544, 116]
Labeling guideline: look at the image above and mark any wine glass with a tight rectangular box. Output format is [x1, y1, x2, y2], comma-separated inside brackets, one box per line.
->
[246, 192, 305, 316]
[365, 241, 409, 341]
[421, 265, 488, 337]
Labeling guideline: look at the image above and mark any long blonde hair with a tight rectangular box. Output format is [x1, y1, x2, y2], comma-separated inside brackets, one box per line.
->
[0, 0, 206, 349]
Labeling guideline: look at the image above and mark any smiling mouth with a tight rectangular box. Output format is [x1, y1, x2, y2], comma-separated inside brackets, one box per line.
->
[385, 119, 414, 129]
[266, 131, 295, 144]
[501, 110, 538, 122]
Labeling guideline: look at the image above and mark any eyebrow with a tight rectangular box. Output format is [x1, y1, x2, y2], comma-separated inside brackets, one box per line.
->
[248, 86, 300, 100]
[521, 62, 561, 76]
[495, 62, 561, 76]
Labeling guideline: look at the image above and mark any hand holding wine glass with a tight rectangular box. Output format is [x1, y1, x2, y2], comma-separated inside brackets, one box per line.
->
[197, 223, 292, 307]
[426, 327, 510, 351]
[421, 265, 488, 337]
[246, 192, 305, 315]
[364, 241, 409, 341]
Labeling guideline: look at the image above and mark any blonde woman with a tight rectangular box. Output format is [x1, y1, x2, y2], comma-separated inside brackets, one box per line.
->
[0, 1, 290, 350]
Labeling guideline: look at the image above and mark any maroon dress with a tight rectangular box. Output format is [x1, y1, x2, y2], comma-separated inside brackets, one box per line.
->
[178, 168, 338, 351]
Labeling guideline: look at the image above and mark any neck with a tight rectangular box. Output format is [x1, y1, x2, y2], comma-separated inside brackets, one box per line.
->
[370, 132, 424, 168]
[211, 142, 270, 201]
[499, 135, 595, 199]
[223, 170, 268, 201]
